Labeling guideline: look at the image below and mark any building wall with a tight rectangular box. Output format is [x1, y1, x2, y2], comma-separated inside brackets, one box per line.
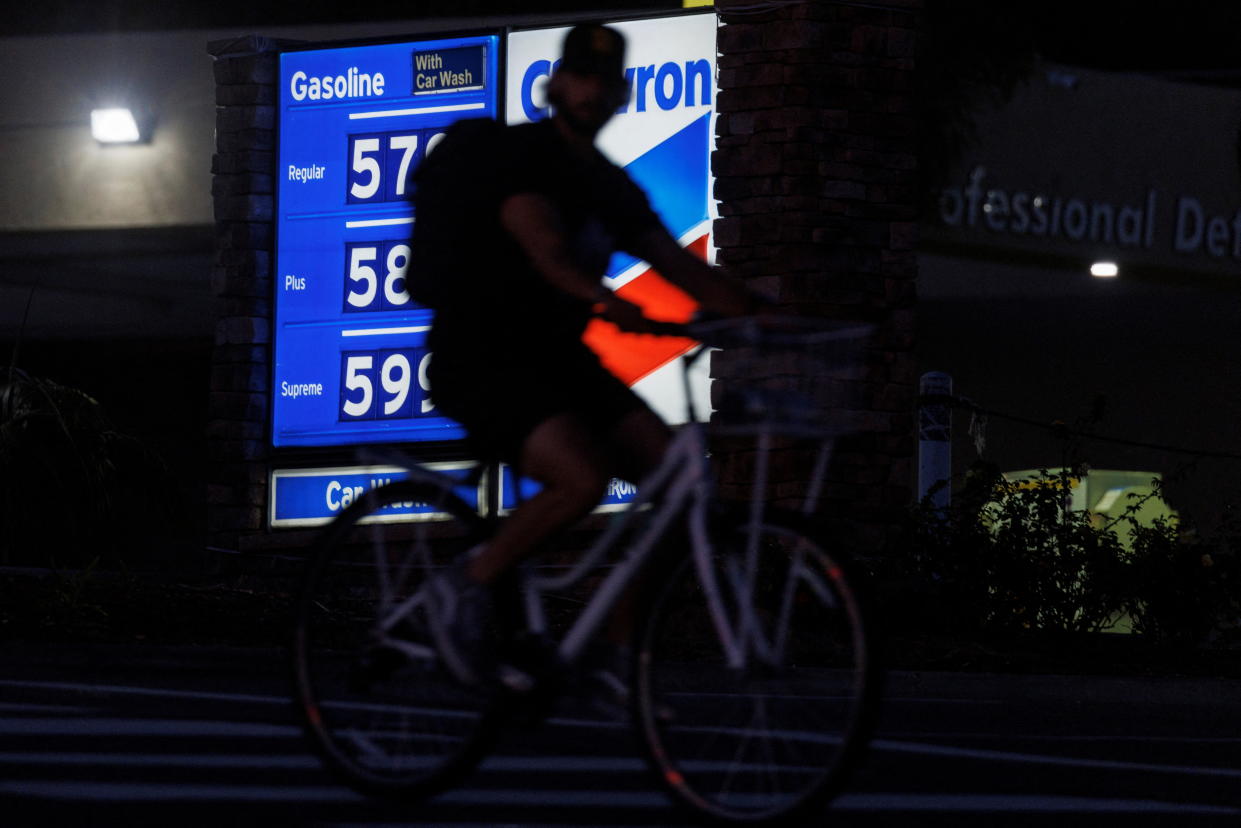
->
[0, 19, 536, 233]
[0, 32, 216, 230]
[926, 62, 1241, 281]
[919, 62, 1241, 526]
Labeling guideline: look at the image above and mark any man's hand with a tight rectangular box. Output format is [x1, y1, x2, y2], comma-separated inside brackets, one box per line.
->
[596, 291, 654, 333]
[628, 227, 769, 319]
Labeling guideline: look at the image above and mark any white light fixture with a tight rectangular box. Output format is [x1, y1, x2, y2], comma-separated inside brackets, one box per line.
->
[91, 108, 142, 144]
[1090, 261, 1119, 278]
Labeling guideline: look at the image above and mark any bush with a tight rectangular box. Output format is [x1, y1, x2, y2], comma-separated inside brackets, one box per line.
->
[1121, 512, 1241, 644]
[0, 369, 177, 569]
[907, 465, 1127, 634]
[901, 464, 1241, 644]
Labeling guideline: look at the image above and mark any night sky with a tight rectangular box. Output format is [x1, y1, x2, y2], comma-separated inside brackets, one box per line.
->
[3, 0, 1240, 82]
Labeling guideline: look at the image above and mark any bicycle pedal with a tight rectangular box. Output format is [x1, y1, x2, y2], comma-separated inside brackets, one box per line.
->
[348, 646, 403, 690]
[497, 663, 537, 695]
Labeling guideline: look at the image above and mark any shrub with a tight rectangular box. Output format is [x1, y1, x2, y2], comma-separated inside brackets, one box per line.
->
[0, 369, 176, 568]
[903, 464, 1241, 644]
[906, 465, 1126, 635]
[1120, 511, 1241, 644]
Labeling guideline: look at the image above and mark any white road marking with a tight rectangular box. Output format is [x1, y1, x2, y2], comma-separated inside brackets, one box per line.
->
[2, 778, 1236, 816]
[0, 677, 994, 715]
[874, 737, 1241, 778]
[0, 717, 300, 737]
[4, 678, 1239, 786]
[888, 731, 1241, 744]
[886, 696, 1005, 706]
[0, 752, 319, 769]
[0, 701, 93, 714]
[0, 780, 365, 803]
[0, 678, 290, 706]
[835, 793, 1241, 815]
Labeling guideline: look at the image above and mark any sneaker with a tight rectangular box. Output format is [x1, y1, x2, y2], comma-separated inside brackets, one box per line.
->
[424, 558, 496, 685]
[573, 642, 632, 719]
[578, 644, 677, 725]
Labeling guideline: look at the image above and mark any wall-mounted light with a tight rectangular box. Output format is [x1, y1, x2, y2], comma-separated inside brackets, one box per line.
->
[1090, 261, 1119, 278]
[90, 107, 151, 144]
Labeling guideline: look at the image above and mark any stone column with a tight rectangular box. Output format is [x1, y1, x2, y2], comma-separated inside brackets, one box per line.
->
[206, 36, 296, 553]
[713, 0, 921, 551]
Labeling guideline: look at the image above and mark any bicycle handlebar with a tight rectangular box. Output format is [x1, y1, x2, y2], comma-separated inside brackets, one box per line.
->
[611, 314, 874, 351]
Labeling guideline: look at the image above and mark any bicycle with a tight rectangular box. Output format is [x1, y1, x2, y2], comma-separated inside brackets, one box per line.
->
[291, 316, 881, 825]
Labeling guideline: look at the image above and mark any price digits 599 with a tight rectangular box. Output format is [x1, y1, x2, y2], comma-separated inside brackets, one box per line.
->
[339, 348, 434, 421]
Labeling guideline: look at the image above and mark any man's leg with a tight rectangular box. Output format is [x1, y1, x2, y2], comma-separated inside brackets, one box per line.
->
[599, 407, 673, 647]
[428, 412, 614, 685]
[464, 411, 612, 584]
[605, 406, 672, 484]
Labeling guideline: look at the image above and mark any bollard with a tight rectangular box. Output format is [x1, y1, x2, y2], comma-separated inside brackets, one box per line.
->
[918, 372, 952, 509]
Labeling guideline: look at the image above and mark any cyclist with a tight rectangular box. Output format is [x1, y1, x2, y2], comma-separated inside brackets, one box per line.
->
[409, 23, 759, 686]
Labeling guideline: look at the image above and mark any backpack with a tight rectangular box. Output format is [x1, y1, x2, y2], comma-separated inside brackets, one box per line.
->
[407, 117, 504, 309]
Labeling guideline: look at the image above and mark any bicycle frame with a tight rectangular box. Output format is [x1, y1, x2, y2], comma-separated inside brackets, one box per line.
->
[521, 422, 834, 672]
[516, 351, 840, 673]
[523, 415, 711, 664]
[360, 330, 845, 676]
[295, 318, 878, 823]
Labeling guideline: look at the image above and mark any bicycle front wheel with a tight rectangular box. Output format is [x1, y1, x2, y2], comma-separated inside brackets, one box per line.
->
[635, 516, 878, 824]
[292, 479, 504, 800]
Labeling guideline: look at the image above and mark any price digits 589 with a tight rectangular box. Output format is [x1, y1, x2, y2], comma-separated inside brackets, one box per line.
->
[343, 240, 418, 312]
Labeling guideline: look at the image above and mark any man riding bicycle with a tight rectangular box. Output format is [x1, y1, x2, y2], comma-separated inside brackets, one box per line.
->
[409, 23, 759, 686]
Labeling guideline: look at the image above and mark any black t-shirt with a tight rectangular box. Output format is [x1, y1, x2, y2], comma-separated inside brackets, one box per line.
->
[409, 118, 662, 369]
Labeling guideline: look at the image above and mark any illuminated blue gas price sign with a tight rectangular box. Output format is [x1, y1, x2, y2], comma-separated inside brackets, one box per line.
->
[273, 35, 499, 447]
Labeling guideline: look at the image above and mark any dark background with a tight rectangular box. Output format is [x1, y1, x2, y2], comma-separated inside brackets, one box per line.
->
[4, 0, 1241, 80]
[3, 0, 1240, 557]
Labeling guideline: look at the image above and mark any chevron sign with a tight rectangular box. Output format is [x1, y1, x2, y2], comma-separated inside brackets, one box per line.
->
[506, 11, 717, 424]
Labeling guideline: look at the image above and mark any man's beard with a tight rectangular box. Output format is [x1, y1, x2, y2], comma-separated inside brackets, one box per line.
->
[547, 89, 612, 138]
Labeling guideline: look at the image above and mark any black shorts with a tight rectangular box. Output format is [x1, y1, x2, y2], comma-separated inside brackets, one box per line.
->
[427, 341, 650, 464]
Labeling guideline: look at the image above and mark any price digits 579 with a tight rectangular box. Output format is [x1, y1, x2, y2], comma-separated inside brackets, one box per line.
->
[346, 128, 446, 204]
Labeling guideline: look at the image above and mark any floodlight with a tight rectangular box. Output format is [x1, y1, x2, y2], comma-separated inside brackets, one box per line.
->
[91, 108, 143, 144]
[1090, 261, 1119, 278]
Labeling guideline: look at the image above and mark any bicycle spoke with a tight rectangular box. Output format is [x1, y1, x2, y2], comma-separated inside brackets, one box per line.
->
[636, 518, 876, 823]
[292, 480, 502, 800]
[370, 520, 394, 612]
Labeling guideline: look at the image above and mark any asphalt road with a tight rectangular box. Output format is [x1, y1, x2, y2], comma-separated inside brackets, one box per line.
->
[3, 643, 1241, 826]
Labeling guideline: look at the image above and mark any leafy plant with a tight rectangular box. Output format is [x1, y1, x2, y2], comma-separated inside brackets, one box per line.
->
[1119, 509, 1241, 644]
[0, 369, 176, 568]
[903, 462, 1241, 645]
[907, 464, 1128, 635]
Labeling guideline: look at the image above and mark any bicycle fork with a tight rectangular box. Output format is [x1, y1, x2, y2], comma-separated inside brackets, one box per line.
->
[693, 430, 838, 673]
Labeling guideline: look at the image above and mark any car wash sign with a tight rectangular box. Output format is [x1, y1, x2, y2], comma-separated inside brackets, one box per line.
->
[507, 12, 717, 425]
[412, 45, 487, 95]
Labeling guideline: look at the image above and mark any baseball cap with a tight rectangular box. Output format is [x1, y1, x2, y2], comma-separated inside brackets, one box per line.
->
[559, 24, 627, 85]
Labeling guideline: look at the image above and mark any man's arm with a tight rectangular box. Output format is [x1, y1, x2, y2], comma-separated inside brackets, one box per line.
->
[627, 227, 761, 317]
[499, 192, 651, 330]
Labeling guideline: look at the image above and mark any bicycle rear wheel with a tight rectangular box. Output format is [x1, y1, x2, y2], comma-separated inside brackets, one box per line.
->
[634, 516, 878, 824]
[292, 480, 504, 800]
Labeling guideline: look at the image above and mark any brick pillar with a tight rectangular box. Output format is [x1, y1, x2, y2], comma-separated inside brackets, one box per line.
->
[713, 0, 921, 552]
[206, 36, 296, 552]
